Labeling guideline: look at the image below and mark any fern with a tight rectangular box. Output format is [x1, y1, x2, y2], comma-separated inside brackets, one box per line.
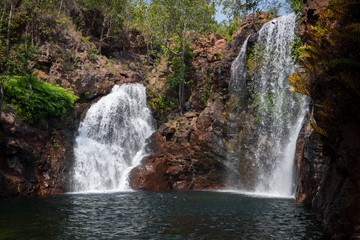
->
[288, 73, 310, 96]
[310, 122, 329, 137]
[328, 0, 360, 7]
[344, 23, 360, 42]
[319, 58, 359, 68]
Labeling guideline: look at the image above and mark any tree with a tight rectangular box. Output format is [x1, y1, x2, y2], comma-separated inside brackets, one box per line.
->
[0, 0, 8, 25]
[78, 0, 128, 54]
[0, 0, 15, 117]
[220, 0, 281, 23]
[134, 0, 216, 111]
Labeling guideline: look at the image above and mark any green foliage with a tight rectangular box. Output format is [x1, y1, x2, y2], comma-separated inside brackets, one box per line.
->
[290, 34, 303, 63]
[247, 43, 266, 74]
[202, 73, 214, 107]
[216, 52, 224, 60]
[220, 0, 281, 21]
[53, 141, 60, 148]
[132, 0, 216, 109]
[78, 0, 128, 29]
[1, 35, 39, 75]
[225, 20, 241, 40]
[89, 47, 98, 61]
[286, 0, 303, 16]
[289, 0, 360, 140]
[3, 75, 78, 124]
[165, 55, 184, 97]
[267, 2, 282, 16]
[148, 92, 174, 120]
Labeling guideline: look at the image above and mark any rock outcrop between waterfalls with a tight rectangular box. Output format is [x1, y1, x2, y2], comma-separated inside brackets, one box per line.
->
[129, 13, 272, 191]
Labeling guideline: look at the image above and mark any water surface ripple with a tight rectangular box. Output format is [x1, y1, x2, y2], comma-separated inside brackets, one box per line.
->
[0, 191, 326, 239]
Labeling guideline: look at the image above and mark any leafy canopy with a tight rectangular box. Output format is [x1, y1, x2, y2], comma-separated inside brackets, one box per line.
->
[133, 0, 216, 47]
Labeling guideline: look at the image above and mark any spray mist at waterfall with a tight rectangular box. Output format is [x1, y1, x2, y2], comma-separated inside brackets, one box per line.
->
[70, 83, 155, 193]
[228, 13, 308, 197]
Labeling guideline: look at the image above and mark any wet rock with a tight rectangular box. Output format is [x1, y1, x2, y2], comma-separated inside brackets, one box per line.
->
[295, 0, 360, 238]
[0, 105, 76, 198]
[296, 122, 328, 204]
[130, 111, 227, 191]
[130, 11, 271, 192]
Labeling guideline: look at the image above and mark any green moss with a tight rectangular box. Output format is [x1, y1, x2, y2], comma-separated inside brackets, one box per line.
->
[3, 75, 78, 124]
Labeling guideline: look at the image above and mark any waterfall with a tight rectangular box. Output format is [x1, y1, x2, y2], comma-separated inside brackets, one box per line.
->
[229, 13, 308, 197]
[71, 83, 155, 192]
[230, 35, 251, 93]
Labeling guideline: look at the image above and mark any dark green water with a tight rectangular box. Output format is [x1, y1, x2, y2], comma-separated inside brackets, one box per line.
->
[0, 191, 326, 240]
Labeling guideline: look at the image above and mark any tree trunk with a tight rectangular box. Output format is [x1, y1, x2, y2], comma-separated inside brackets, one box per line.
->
[179, 39, 185, 113]
[99, 0, 111, 55]
[58, 0, 63, 16]
[0, 0, 15, 118]
[5, 0, 14, 58]
[0, 0, 8, 25]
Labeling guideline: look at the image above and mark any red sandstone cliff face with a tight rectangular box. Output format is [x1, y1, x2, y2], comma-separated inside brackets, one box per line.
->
[129, 13, 272, 191]
[295, 0, 360, 238]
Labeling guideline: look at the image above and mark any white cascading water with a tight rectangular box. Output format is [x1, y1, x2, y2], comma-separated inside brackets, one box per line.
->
[71, 83, 155, 193]
[230, 13, 308, 197]
[230, 35, 251, 93]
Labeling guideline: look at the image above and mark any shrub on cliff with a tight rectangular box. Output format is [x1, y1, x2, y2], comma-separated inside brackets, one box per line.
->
[3, 75, 78, 124]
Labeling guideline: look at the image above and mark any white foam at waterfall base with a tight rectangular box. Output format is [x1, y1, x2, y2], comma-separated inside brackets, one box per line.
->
[229, 13, 308, 198]
[70, 83, 155, 193]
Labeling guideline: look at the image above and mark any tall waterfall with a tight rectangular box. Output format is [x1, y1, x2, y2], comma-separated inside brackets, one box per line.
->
[71, 83, 155, 192]
[229, 13, 308, 197]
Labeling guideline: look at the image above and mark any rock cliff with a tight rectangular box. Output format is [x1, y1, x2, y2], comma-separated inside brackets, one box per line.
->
[295, 0, 360, 238]
[129, 13, 272, 191]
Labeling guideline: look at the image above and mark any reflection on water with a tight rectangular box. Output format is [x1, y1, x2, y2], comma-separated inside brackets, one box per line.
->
[0, 191, 326, 239]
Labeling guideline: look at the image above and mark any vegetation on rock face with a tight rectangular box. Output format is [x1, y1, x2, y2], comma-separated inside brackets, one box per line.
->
[3, 75, 78, 124]
[288, 0, 360, 144]
[0, 0, 79, 120]
[286, 0, 303, 16]
[289, 1, 360, 237]
[133, 0, 216, 111]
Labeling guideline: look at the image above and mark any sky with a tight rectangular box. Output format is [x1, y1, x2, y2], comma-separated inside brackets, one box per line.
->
[215, 5, 227, 23]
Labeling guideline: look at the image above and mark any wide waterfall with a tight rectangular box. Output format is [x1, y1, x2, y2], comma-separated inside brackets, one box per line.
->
[229, 13, 308, 197]
[70, 83, 155, 192]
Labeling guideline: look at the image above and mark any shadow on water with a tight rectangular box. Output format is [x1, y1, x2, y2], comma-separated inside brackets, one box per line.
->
[0, 191, 326, 240]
